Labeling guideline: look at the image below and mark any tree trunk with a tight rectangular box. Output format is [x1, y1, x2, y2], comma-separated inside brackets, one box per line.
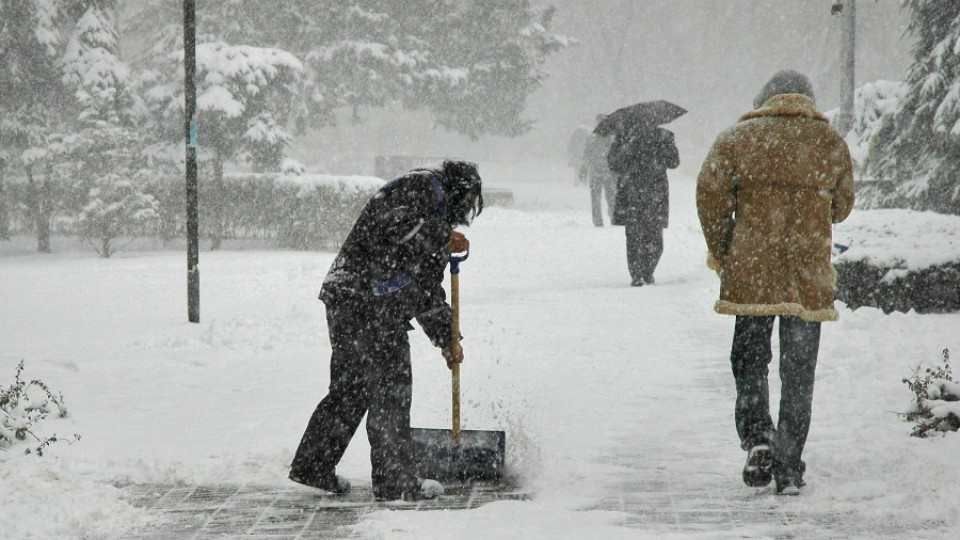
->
[0, 163, 9, 240]
[210, 149, 224, 251]
[26, 165, 51, 253]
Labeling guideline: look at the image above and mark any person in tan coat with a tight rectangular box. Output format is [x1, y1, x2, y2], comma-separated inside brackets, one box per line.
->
[696, 70, 855, 495]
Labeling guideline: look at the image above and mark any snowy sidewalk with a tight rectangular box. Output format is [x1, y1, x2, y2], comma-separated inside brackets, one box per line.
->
[579, 356, 946, 540]
[124, 483, 530, 539]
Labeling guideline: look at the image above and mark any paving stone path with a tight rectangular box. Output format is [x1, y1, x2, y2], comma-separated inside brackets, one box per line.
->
[125, 482, 529, 539]
[124, 476, 950, 540]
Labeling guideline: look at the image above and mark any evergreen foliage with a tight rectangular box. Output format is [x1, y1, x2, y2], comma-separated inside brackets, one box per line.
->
[0, 0, 78, 252]
[868, 0, 960, 214]
[834, 259, 960, 314]
[131, 0, 568, 140]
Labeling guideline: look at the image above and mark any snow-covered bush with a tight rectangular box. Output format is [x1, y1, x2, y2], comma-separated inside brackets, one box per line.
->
[146, 172, 381, 251]
[1, 361, 79, 456]
[841, 80, 907, 177]
[3, 172, 380, 251]
[903, 349, 960, 437]
[252, 173, 382, 250]
[76, 176, 160, 258]
[826, 80, 907, 210]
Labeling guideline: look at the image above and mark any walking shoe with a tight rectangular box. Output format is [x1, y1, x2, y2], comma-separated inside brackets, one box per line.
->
[742, 444, 774, 487]
[775, 476, 804, 496]
[402, 477, 444, 501]
[289, 471, 351, 494]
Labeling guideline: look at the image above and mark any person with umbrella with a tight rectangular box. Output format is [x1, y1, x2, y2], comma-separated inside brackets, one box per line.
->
[598, 100, 685, 286]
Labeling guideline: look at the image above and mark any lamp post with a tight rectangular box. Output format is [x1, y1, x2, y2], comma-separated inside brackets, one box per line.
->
[184, 0, 199, 323]
[833, 0, 856, 136]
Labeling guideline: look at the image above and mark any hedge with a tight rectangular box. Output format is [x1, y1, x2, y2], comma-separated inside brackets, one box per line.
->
[835, 259, 960, 314]
[834, 208, 960, 314]
[0, 173, 383, 251]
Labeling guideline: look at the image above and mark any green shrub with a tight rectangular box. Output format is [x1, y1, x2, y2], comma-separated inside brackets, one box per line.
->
[2, 172, 379, 252]
[902, 349, 960, 437]
[0, 361, 80, 456]
[836, 260, 960, 314]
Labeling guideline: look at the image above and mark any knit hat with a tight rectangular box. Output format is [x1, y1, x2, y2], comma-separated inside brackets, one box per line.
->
[754, 70, 816, 109]
[440, 160, 483, 226]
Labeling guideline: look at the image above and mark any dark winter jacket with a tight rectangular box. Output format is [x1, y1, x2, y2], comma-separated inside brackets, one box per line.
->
[319, 171, 453, 347]
[608, 127, 679, 227]
[696, 93, 855, 322]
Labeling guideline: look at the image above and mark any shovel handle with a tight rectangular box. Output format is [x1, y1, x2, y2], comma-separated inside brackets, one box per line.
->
[451, 269, 461, 445]
[449, 250, 468, 444]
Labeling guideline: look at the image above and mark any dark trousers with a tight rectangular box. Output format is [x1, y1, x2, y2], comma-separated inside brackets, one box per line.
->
[590, 175, 616, 226]
[290, 303, 416, 499]
[625, 221, 663, 284]
[730, 315, 820, 480]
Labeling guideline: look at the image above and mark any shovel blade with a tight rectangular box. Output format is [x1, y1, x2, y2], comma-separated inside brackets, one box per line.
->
[410, 427, 505, 483]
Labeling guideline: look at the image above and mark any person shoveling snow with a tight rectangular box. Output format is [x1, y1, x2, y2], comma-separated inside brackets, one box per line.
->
[289, 160, 483, 501]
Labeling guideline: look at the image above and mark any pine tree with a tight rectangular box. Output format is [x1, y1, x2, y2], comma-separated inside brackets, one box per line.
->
[62, 1, 159, 257]
[870, 0, 960, 215]
[405, 1, 567, 140]
[0, 0, 77, 252]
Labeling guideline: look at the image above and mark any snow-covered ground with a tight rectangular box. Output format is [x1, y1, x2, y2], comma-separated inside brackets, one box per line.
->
[1, 163, 959, 539]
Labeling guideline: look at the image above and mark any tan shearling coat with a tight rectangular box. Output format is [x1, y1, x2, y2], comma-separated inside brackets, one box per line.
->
[696, 94, 855, 322]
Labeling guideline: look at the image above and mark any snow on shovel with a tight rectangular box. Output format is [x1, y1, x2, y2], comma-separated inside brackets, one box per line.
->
[410, 251, 506, 484]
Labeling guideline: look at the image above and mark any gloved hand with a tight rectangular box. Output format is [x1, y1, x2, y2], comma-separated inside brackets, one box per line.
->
[446, 231, 469, 254]
[441, 342, 463, 370]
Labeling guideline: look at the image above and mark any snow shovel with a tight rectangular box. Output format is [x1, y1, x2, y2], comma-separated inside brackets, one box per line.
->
[410, 252, 506, 484]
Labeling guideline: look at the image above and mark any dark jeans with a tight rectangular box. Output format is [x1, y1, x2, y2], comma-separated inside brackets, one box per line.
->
[625, 221, 663, 283]
[730, 315, 820, 480]
[290, 303, 416, 499]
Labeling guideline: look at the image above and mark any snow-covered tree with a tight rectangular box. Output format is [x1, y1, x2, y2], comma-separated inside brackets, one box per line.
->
[400, 2, 567, 139]
[76, 175, 159, 258]
[1, 0, 151, 252]
[869, 0, 960, 215]
[144, 41, 303, 248]
[61, 1, 137, 131]
[840, 80, 908, 175]
[0, 0, 77, 252]
[61, 1, 158, 258]
[133, 0, 567, 140]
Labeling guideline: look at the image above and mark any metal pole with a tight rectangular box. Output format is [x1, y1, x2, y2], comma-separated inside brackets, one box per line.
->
[837, 0, 856, 136]
[184, 0, 200, 323]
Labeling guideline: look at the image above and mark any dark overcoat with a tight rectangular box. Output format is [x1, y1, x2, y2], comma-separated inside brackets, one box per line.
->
[607, 127, 680, 227]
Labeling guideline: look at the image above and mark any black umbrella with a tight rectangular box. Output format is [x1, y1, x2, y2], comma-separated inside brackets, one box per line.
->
[593, 100, 687, 137]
